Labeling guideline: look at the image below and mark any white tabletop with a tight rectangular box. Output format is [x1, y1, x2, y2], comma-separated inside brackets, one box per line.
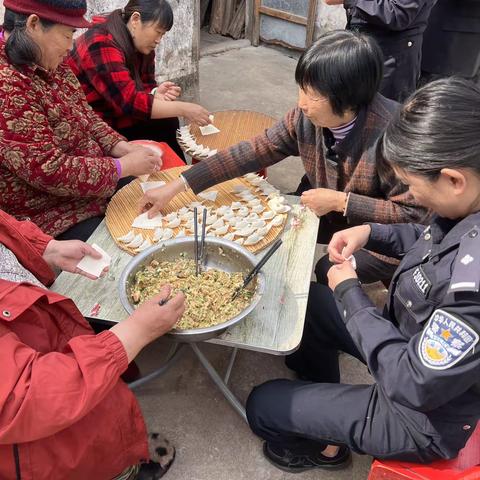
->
[51, 196, 319, 355]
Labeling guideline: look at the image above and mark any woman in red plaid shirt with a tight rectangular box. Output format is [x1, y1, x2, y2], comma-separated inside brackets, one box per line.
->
[68, 0, 211, 160]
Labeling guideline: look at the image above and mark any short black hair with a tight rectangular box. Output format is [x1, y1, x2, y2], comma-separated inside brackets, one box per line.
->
[382, 77, 480, 179]
[295, 30, 384, 116]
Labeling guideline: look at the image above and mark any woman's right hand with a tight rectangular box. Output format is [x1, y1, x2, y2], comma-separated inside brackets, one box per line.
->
[327, 225, 371, 264]
[181, 103, 211, 126]
[118, 147, 162, 178]
[138, 178, 185, 218]
[110, 286, 186, 362]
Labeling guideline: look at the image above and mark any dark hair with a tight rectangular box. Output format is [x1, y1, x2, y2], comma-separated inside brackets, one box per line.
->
[382, 77, 480, 181]
[3, 9, 56, 67]
[105, 0, 173, 87]
[295, 30, 383, 116]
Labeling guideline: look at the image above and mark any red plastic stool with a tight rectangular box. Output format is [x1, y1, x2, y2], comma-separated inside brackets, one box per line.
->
[368, 422, 480, 480]
[130, 140, 185, 170]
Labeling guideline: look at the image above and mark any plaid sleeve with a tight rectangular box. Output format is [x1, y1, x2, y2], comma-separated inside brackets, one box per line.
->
[77, 36, 154, 121]
[141, 52, 157, 92]
[346, 180, 428, 225]
[182, 108, 300, 193]
[63, 66, 125, 154]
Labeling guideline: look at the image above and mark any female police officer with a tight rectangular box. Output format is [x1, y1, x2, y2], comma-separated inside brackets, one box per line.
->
[246, 77, 480, 472]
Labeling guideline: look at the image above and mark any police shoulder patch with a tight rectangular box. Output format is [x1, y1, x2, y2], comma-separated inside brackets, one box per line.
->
[418, 309, 479, 370]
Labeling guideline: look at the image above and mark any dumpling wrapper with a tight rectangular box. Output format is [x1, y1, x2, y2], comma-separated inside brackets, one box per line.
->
[207, 149, 218, 157]
[132, 212, 163, 229]
[199, 124, 220, 136]
[76, 243, 111, 278]
[140, 181, 166, 193]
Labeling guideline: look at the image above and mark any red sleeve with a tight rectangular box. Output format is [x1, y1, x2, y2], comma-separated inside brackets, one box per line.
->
[0, 73, 119, 198]
[0, 326, 128, 443]
[141, 52, 157, 92]
[78, 36, 154, 121]
[0, 210, 52, 256]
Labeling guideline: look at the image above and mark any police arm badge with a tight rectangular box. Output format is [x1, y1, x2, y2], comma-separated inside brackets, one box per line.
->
[418, 309, 479, 370]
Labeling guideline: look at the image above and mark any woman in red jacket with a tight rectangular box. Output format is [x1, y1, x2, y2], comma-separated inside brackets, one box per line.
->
[0, 206, 185, 479]
[68, 0, 211, 160]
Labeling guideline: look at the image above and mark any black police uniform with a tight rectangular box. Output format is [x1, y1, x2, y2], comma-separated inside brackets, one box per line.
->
[247, 213, 480, 462]
[345, 0, 438, 101]
[421, 0, 480, 83]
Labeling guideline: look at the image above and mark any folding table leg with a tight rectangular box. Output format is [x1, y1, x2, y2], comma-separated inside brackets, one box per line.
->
[189, 343, 247, 422]
[128, 342, 185, 390]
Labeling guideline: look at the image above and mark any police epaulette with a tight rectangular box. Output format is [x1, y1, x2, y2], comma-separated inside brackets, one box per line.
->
[448, 226, 480, 294]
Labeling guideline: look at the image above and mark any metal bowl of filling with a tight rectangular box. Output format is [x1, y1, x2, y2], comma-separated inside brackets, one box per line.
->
[118, 237, 265, 342]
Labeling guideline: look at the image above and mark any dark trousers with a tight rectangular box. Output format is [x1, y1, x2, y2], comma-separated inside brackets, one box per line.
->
[55, 176, 135, 242]
[246, 283, 440, 463]
[117, 117, 186, 162]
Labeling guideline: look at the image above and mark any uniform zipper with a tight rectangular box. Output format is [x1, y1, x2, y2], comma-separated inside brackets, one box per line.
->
[13, 444, 21, 480]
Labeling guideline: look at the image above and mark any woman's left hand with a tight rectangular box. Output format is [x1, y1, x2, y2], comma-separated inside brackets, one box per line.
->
[43, 240, 108, 280]
[157, 81, 181, 101]
[327, 261, 358, 291]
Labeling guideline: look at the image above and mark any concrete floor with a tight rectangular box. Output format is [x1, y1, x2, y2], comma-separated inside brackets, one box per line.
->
[135, 42, 374, 480]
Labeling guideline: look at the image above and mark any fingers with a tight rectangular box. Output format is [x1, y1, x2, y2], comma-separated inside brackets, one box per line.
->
[82, 243, 102, 259]
[75, 267, 100, 281]
[327, 233, 347, 264]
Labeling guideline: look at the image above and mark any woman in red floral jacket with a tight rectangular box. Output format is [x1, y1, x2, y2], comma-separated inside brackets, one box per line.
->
[0, 1, 163, 241]
[68, 0, 211, 160]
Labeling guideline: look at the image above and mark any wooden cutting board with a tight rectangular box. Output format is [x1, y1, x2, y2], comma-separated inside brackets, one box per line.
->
[105, 166, 288, 255]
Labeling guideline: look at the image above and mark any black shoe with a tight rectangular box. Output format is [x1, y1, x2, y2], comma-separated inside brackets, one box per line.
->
[263, 442, 350, 473]
[136, 456, 174, 480]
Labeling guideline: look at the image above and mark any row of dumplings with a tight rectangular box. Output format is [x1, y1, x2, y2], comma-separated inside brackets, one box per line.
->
[118, 200, 288, 252]
[177, 125, 217, 158]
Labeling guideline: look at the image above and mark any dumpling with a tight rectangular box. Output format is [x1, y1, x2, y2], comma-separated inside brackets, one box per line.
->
[161, 228, 174, 241]
[199, 190, 218, 202]
[247, 198, 261, 207]
[234, 220, 249, 230]
[237, 207, 249, 217]
[251, 219, 266, 229]
[244, 233, 263, 245]
[117, 230, 135, 243]
[211, 218, 224, 229]
[235, 237, 245, 245]
[257, 224, 272, 237]
[252, 204, 265, 214]
[261, 210, 275, 220]
[136, 238, 152, 252]
[235, 226, 255, 237]
[270, 215, 285, 227]
[214, 225, 229, 235]
[153, 228, 164, 241]
[166, 217, 181, 228]
[223, 232, 235, 241]
[231, 185, 247, 194]
[164, 212, 178, 222]
[216, 205, 229, 215]
[273, 204, 291, 214]
[178, 207, 189, 215]
[126, 233, 144, 248]
[246, 212, 259, 222]
[176, 229, 187, 237]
